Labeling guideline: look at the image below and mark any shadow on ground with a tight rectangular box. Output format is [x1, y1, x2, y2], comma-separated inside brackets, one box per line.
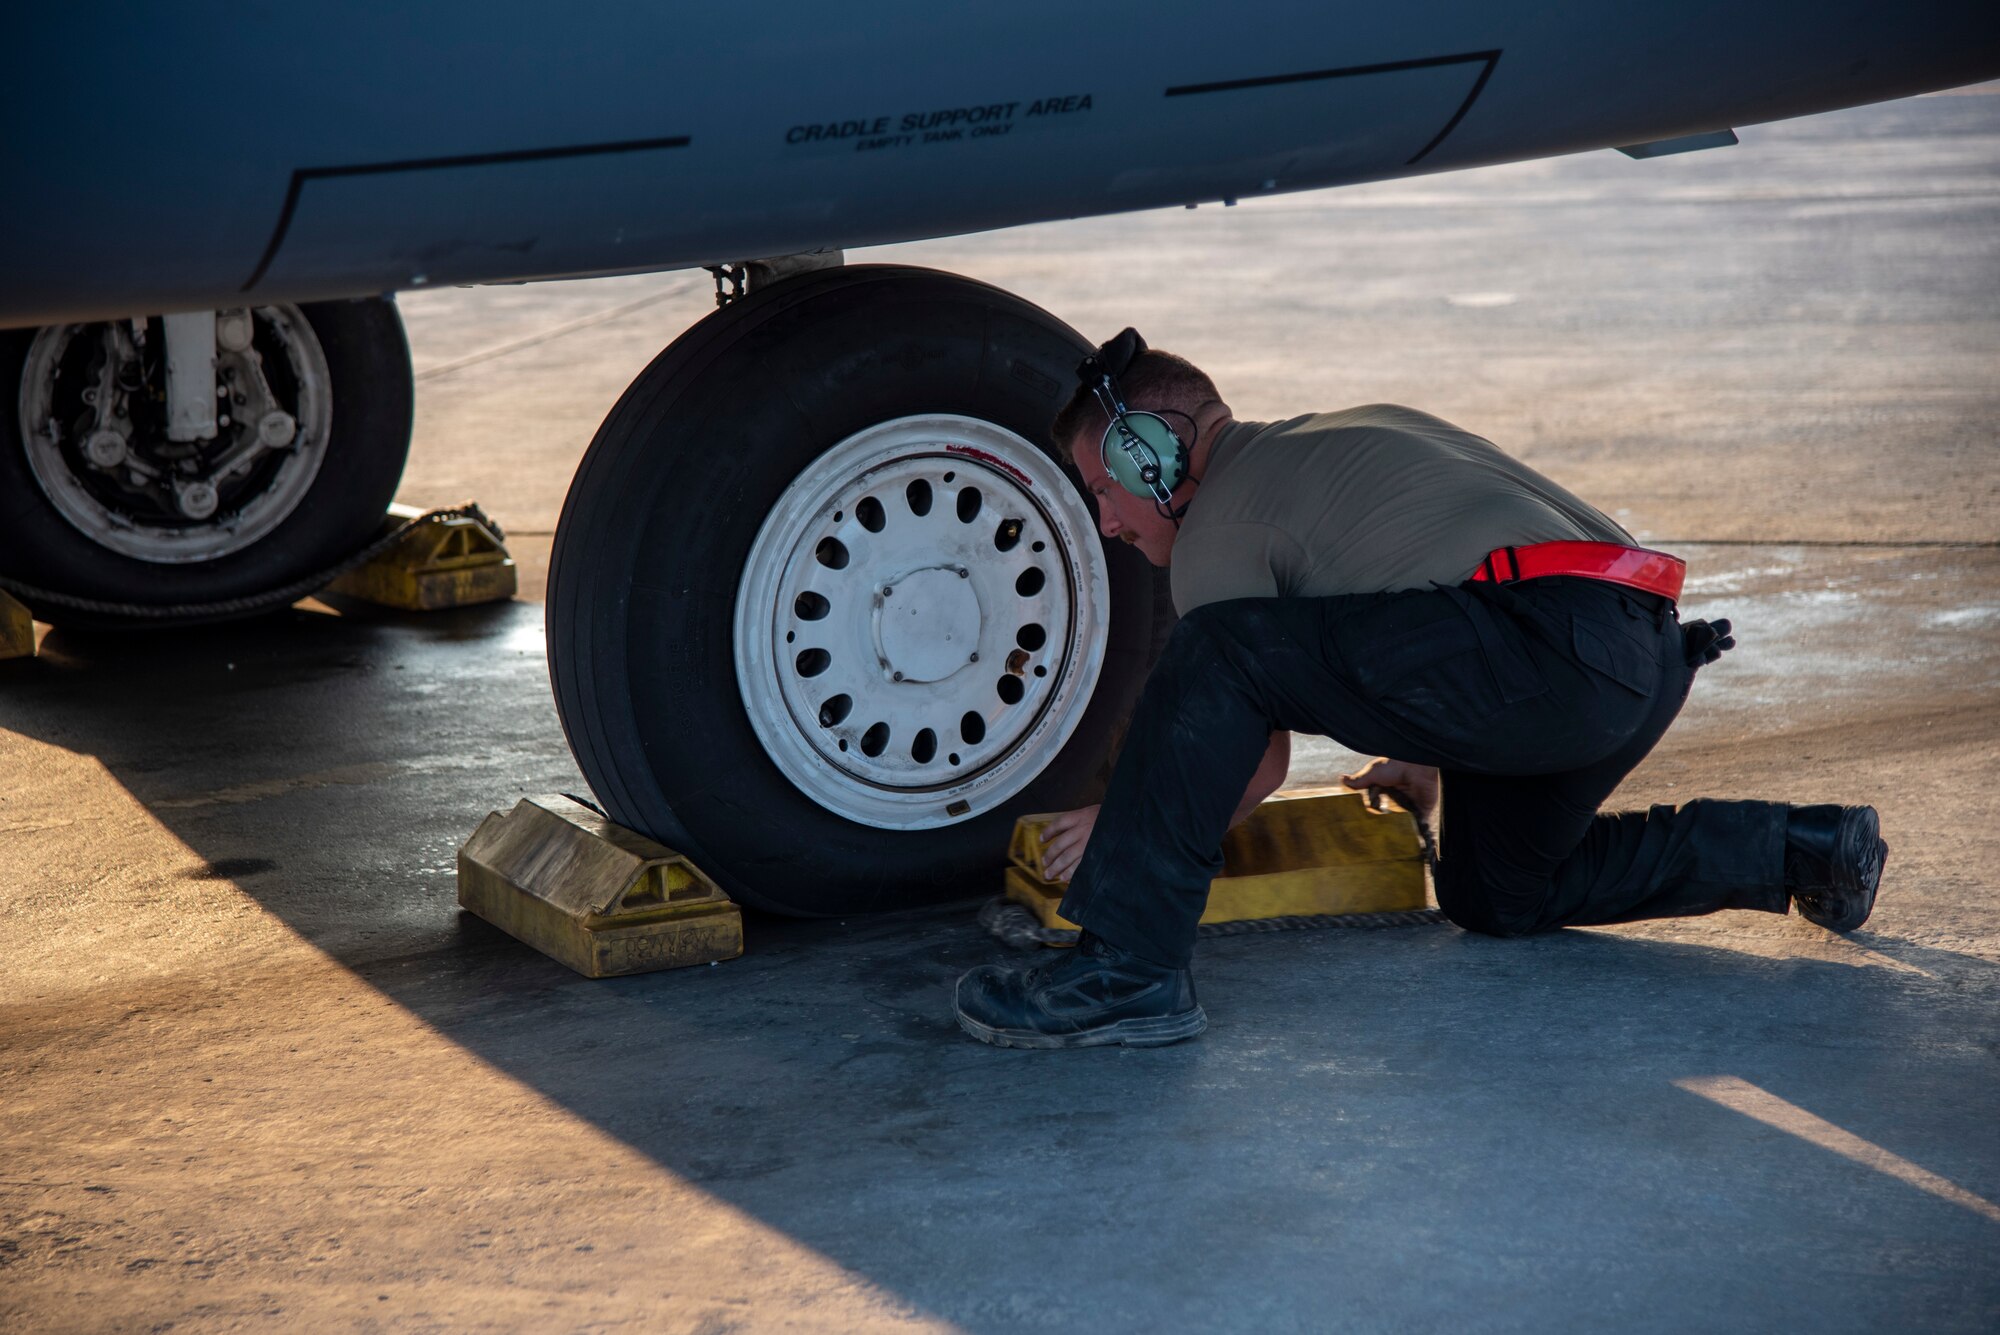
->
[7, 604, 1999, 1332]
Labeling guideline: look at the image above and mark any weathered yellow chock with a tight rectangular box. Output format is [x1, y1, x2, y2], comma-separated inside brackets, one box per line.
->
[0, 589, 35, 660]
[458, 794, 742, 978]
[325, 502, 516, 611]
[1005, 786, 1427, 936]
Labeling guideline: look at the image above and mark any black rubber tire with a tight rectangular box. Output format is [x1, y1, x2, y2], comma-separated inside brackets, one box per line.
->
[0, 297, 414, 622]
[548, 264, 1161, 917]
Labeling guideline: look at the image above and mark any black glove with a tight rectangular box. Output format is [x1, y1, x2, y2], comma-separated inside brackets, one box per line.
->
[1683, 617, 1735, 668]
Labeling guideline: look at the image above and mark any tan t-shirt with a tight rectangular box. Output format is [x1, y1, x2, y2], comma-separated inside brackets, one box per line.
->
[1170, 405, 1634, 616]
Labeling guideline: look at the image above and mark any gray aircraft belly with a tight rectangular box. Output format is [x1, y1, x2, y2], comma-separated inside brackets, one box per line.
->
[3, 3, 1995, 327]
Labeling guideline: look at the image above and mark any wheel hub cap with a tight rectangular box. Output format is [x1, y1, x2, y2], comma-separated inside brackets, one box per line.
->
[875, 565, 979, 683]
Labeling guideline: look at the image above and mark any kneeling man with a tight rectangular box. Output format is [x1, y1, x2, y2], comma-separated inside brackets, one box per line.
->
[955, 330, 1887, 1050]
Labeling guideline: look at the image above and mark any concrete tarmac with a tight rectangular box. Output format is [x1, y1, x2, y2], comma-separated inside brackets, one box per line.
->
[4, 88, 1997, 1332]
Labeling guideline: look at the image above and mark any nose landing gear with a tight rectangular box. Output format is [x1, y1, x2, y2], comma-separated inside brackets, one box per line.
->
[0, 297, 414, 623]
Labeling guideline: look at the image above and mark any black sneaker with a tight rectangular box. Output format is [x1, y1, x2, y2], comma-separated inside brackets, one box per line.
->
[1785, 804, 1887, 932]
[954, 931, 1207, 1049]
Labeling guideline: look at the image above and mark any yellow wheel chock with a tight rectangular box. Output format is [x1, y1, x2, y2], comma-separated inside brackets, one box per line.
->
[0, 588, 35, 659]
[1004, 787, 1429, 939]
[324, 502, 517, 611]
[458, 794, 742, 977]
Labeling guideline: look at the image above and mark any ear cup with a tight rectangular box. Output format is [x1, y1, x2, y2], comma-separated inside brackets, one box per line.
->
[1101, 411, 1187, 498]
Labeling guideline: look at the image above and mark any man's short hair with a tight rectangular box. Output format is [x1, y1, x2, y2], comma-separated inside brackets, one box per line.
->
[1051, 347, 1223, 465]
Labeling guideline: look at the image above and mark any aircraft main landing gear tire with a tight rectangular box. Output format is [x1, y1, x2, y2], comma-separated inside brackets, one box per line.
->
[549, 265, 1161, 916]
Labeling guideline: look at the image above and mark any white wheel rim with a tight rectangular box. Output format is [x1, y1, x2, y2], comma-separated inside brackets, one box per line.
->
[17, 305, 333, 563]
[733, 415, 1110, 830]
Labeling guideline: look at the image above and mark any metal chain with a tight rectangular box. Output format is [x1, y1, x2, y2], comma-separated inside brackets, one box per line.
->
[1198, 907, 1449, 934]
[706, 264, 748, 308]
[0, 502, 504, 621]
[978, 896, 1448, 951]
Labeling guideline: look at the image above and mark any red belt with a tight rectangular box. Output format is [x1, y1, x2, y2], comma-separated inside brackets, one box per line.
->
[1469, 541, 1685, 602]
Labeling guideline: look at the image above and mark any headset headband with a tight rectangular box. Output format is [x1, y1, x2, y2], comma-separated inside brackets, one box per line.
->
[1096, 327, 1146, 381]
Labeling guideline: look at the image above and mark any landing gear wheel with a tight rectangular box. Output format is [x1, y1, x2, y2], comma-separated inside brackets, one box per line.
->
[549, 265, 1160, 916]
[0, 297, 414, 623]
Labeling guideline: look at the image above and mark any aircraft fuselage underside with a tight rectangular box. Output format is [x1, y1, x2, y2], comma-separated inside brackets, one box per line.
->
[5, 2, 1996, 327]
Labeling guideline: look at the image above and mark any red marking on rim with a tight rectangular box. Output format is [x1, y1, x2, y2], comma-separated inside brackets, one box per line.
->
[945, 443, 1034, 488]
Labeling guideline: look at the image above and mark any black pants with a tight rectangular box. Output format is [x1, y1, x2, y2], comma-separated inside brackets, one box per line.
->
[1059, 577, 1789, 968]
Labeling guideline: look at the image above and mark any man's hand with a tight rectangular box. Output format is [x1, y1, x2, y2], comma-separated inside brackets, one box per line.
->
[1039, 804, 1101, 883]
[1340, 757, 1440, 824]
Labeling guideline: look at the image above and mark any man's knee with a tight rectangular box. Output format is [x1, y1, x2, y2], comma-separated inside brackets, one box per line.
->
[1159, 599, 1294, 674]
[1150, 603, 1245, 685]
[1161, 603, 1221, 657]
[1434, 860, 1547, 938]
[1165, 599, 1255, 649]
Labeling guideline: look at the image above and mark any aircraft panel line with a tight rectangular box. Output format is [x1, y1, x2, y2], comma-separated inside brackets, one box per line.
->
[1163, 49, 1503, 166]
[242, 135, 694, 293]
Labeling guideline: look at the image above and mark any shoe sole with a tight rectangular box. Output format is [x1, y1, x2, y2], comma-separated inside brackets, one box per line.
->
[1804, 807, 1886, 932]
[955, 1006, 1209, 1050]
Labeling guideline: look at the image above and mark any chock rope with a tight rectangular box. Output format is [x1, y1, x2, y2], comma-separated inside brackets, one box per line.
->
[0, 502, 503, 621]
[978, 896, 1448, 950]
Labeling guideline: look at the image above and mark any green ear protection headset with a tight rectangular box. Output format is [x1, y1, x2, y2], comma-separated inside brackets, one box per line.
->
[1077, 327, 1195, 521]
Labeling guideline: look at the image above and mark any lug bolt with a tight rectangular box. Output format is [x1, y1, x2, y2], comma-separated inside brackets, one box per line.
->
[84, 429, 127, 469]
[257, 410, 297, 448]
[176, 480, 219, 520]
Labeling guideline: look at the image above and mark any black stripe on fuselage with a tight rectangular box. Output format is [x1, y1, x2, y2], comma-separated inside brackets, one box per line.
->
[1164, 50, 1502, 165]
[242, 135, 693, 292]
